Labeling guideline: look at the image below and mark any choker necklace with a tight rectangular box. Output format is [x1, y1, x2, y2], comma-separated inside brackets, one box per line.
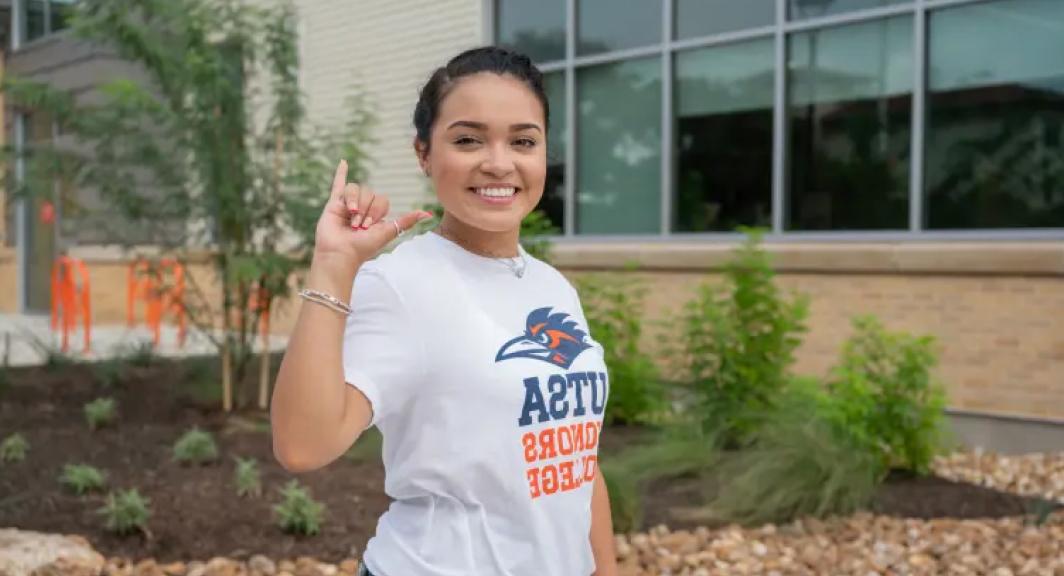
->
[434, 228, 528, 279]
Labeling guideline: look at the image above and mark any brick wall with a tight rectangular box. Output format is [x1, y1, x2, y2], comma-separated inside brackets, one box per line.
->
[554, 242, 1064, 422]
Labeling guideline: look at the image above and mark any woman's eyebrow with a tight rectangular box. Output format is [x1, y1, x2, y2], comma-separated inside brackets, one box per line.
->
[446, 120, 543, 134]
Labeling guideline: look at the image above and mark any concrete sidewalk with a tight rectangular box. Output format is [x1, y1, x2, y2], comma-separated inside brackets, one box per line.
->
[0, 313, 288, 367]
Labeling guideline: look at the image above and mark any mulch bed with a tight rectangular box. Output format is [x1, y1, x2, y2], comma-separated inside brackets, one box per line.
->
[0, 358, 1057, 562]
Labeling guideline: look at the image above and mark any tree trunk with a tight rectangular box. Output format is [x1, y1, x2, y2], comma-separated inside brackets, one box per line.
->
[222, 336, 233, 412]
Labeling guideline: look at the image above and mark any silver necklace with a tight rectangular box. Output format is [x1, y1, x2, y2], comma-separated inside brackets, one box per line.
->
[436, 228, 528, 278]
[498, 253, 528, 278]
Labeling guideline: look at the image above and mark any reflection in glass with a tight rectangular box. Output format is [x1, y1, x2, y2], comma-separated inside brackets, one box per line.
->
[541, 72, 566, 231]
[50, 0, 77, 33]
[675, 39, 774, 232]
[578, 0, 662, 56]
[789, 0, 910, 21]
[676, 0, 775, 40]
[22, 0, 46, 42]
[497, 0, 566, 63]
[787, 16, 912, 230]
[577, 58, 661, 234]
[926, 0, 1064, 229]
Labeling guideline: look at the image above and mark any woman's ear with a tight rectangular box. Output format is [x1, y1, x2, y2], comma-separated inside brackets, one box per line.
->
[413, 137, 430, 176]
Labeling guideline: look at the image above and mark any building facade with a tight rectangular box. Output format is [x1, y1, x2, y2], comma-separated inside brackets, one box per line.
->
[2, 0, 1063, 430]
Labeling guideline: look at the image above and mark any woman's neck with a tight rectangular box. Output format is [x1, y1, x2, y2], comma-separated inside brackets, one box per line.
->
[435, 213, 521, 258]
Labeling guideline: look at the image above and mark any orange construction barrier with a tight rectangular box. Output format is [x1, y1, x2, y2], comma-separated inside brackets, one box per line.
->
[127, 258, 186, 348]
[50, 255, 92, 354]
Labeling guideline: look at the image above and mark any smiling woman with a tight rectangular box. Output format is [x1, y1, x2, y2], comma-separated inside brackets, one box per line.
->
[270, 46, 618, 576]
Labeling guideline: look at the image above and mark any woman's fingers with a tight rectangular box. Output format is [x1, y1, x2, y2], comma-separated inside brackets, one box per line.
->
[359, 195, 390, 229]
[343, 183, 362, 219]
[331, 160, 348, 200]
[359, 210, 434, 243]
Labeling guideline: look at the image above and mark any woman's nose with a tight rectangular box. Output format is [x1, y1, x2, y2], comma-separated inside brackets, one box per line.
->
[480, 144, 516, 176]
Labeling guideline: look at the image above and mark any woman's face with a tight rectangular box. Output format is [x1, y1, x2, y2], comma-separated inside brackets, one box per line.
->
[416, 72, 547, 233]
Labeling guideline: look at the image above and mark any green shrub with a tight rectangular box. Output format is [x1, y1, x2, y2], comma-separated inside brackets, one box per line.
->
[273, 480, 325, 535]
[708, 377, 880, 526]
[124, 340, 156, 368]
[97, 489, 151, 535]
[92, 359, 125, 389]
[575, 275, 667, 425]
[677, 229, 808, 446]
[234, 457, 262, 498]
[84, 397, 117, 430]
[172, 427, 219, 465]
[0, 433, 28, 463]
[827, 316, 947, 474]
[59, 463, 108, 495]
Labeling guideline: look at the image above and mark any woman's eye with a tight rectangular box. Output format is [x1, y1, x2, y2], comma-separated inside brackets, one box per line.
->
[514, 138, 537, 148]
[454, 137, 480, 146]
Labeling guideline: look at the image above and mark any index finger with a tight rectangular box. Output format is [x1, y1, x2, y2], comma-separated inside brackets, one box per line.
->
[331, 160, 348, 198]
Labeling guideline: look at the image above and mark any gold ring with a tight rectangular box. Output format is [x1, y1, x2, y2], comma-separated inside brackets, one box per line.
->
[392, 220, 402, 238]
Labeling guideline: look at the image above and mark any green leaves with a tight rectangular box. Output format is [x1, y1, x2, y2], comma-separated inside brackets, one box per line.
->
[677, 229, 809, 447]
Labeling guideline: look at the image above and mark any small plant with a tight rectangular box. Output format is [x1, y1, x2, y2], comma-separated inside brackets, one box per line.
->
[122, 340, 156, 368]
[97, 489, 151, 535]
[92, 359, 125, 389]
[827, 316, 947, 475]
[172, 427, 219, 465]
[84, 397, 117, 430]
[708, 378, 881, 526]
[0, 433, 29, 463]
[677, 229, 808, 447]
[59, 463, 108, 495]
[575, 275, 667, 425]
[234, 456, 262, 498]
[273, 480, 325, 535]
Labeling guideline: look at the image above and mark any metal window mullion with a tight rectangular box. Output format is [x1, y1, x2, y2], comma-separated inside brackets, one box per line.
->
[771, 0, 787, 234]
[909, 0, 927, 232]
[43, 0, 51, 35]
[564, 0, 576, 236]
[12, 0, 22, 49]
[660, 0, 672, 236]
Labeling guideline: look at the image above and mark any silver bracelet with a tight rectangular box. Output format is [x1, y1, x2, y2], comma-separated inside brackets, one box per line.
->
[298, 288, 352, 316]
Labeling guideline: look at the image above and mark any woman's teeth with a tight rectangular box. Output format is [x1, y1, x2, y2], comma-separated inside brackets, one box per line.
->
[473, 187, 516, 198]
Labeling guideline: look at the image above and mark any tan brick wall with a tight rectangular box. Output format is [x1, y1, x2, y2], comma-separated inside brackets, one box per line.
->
[555, 241, 1064, 422]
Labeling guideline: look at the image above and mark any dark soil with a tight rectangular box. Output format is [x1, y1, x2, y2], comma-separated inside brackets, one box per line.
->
[1, 358, 1058, 561]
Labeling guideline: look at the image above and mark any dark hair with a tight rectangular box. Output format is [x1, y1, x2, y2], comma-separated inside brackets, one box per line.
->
[413, 46, 549, 152]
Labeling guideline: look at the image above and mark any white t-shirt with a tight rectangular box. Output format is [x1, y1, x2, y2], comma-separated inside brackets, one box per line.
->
[342, 231, 609, 576]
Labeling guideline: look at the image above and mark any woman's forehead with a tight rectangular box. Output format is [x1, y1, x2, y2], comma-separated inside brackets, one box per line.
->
[437, 73, 544, 130]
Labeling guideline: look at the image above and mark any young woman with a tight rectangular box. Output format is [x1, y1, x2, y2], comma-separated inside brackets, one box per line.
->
[270, 47, 618, 576]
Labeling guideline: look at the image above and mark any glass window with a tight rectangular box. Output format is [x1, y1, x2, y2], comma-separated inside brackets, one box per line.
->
[497, 0, 566, 63]
[675, 38, 774, 232]
[22, 0, 46, 43]
[789, 0, 911, 21]
[925, 0, 1064, 229]
[50, 0, 77, 33]
[577, 57, 662, 234]
[578, 0, 662, 56]
[541, 71, 566, 231]
[786, 16, 913, 231]
[676, 0, 775, 40]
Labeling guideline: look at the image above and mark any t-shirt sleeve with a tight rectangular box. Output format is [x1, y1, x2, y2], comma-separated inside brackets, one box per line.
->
[342, 267, 424, 429]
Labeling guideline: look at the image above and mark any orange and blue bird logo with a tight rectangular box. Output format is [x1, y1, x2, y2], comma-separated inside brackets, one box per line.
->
[495, 307, 592, 369]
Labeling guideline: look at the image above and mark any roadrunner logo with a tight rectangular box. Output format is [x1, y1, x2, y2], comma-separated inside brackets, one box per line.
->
[495, 307, 592, 369]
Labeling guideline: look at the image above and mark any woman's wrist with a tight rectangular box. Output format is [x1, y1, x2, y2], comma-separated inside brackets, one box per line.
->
[306, 252, 361, 305]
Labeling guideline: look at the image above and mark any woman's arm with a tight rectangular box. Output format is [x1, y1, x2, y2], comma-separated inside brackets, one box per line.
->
[590, 469, 619, 576]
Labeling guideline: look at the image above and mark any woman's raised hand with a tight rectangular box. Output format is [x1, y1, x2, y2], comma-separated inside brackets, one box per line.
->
[313, 160, 433, 271]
